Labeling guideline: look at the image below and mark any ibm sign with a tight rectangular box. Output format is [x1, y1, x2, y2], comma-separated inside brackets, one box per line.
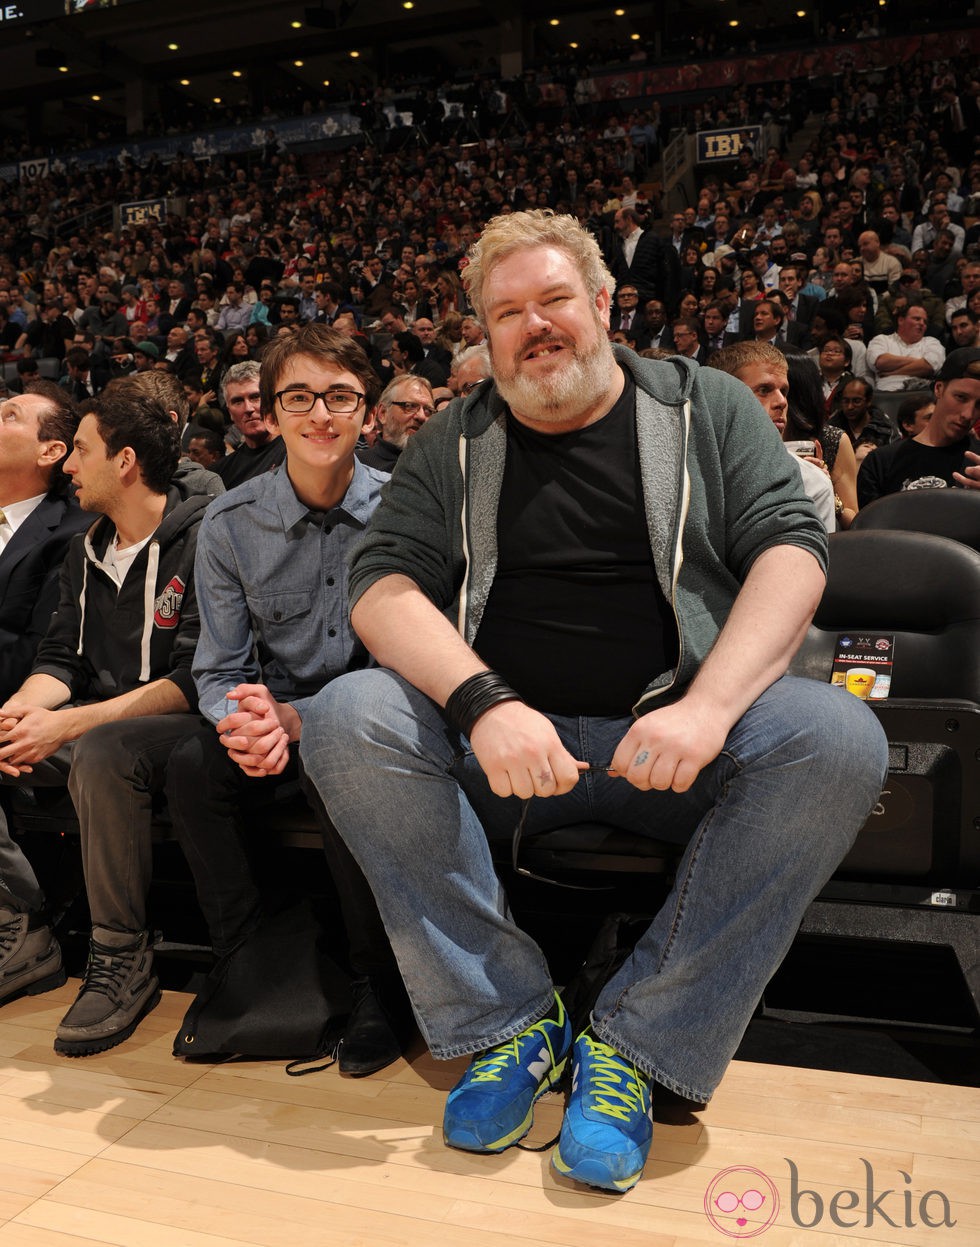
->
[119, 199, 167, 228]
[696, 126, 762, 164]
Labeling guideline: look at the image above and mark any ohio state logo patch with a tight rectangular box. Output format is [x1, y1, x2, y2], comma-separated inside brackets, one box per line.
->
[154, 576, 185, 629]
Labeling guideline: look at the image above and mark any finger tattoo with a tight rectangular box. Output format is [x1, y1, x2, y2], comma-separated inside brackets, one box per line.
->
[634, 750, 650, 766]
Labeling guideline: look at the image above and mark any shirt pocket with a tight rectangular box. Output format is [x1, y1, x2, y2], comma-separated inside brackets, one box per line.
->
[250, 590, 313, 633]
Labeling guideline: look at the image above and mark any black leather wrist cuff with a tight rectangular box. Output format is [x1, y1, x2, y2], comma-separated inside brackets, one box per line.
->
[443, 671, 524, 738]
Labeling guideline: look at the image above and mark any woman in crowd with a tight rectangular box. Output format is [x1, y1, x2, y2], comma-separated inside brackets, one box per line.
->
[784, 354, 859, 530]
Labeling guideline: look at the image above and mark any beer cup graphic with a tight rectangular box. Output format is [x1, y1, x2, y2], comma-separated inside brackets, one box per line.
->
[844, 667, 876, 699]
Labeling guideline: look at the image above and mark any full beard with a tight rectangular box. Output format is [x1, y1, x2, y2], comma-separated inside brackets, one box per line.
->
[491, 318, 617, 427]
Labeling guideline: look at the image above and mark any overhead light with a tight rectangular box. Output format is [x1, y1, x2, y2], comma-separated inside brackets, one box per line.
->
[232, 69, 242, 78]
[167, 42, 179, 51]
[728, 18, 739, 25]
[322, 78, 330, 86]
[294, 59, 304, 67]
[91, 94, 101, 101]
[796, 8, 806, 15]
[213, 96, 222, 104]
[350, 49, 360, 57]
[403, 1, 413, 8]
[630, 31, 640, 39]
[549, 17, 559, 25]
[180, 78, 190, 86]
[614, 7, 625, 13]
[569, 41, 578, 48]
[58, 65, 68, 72]
[291, 19, 302, 27]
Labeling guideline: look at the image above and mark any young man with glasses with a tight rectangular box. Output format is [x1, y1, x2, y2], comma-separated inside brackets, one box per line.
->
[165, 324, 409, 1075]
[358, 376, 435, 471]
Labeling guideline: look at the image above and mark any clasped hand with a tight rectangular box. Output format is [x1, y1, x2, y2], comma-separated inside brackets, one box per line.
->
[216, 683, 292, 777]
[469, 698, 730, 800]
[0, 703, 70, 776]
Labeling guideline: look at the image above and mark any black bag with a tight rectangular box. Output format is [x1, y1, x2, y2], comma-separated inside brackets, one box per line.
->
[173, 898, 352, 1067]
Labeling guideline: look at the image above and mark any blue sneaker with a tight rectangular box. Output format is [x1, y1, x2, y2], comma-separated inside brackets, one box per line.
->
[552, 1031, 653, 1192]
[443, 995, 571, 1153]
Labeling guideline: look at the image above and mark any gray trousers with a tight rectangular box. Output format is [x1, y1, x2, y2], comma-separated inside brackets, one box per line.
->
[0, 714, 201, 933]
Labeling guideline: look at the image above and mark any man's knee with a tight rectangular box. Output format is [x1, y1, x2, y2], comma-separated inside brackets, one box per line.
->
[69, 722, 127, 782]
[164, 721, 227, 799]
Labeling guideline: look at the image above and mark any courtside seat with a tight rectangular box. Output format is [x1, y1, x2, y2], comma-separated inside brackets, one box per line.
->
[789, 530, 980, 1019]
[850, 488, 980, 553]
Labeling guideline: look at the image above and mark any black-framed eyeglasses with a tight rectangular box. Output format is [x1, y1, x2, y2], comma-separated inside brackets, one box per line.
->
[511, 763, 615, 891]
[275, 388, 365, 415]
[389, 399, 436, 419]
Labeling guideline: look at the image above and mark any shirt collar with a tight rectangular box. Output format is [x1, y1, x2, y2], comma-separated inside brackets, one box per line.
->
[273, 457, 377, 533]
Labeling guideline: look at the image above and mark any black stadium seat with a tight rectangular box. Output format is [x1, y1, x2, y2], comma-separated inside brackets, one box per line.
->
[850, 487, 980, 553]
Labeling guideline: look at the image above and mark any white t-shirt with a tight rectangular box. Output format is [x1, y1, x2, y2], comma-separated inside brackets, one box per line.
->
[793, 453, 837, 533]
[867, 332, 946, 391]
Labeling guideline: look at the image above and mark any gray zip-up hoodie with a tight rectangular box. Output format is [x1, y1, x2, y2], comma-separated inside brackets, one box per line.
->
[349, 347, 827, 716]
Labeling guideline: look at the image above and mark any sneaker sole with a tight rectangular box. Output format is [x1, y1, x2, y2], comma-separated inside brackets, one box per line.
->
[444, 1053, 569, 1154]
[551, 1146, 643, 1193]
[0, 964, 67, 1006]
[53, 987, 161, 1058]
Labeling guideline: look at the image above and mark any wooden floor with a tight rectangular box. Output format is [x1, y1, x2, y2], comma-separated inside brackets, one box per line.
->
[1, 980, 977, 1247]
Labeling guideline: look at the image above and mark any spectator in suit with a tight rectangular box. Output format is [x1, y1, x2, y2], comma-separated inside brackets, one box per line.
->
[0, 383, 90, 706]
[670, 317, 707, 364]
[412, 318, 452, 385]
[702, 303, 735, 357]
[390, 331, 445, 389]
[642, 299, 669, 350]
[611, 208, 678, 309]
[609, 284, 648, 348]
[61, 347, 109, 400]
[751, 298, 807, 351]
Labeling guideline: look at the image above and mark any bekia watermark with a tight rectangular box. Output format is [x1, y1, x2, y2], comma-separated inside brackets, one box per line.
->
[704, 1159, 956, 1238]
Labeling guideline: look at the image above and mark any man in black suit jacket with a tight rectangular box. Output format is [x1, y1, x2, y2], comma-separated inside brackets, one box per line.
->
[412, 318, 452, 386]
[610, 208, 679, 311]
[750, 298, 808, 351]
[608, 284, 650, 350]
[0, 383, 90, 703]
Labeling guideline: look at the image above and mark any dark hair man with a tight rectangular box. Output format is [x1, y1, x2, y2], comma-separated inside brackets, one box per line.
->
[165, 324, 407, 1075]
[298, 211, 887, 1194]
[0, 387, 212, 1054]
[0, 383, 90, 704]
[857, 347, 980, 504]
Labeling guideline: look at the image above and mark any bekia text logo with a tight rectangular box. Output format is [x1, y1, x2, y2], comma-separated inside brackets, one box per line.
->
[704, 1160, 955, 1237]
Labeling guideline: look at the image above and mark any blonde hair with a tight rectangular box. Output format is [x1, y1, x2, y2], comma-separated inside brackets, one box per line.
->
[707, 340, 787, 379]
[464, 209, 615, 325]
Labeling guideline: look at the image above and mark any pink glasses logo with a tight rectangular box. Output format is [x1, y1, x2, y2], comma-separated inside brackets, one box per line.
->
[704, 1166, 781, 1239]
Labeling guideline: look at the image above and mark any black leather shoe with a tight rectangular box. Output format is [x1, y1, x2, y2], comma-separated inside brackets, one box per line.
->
[338, 978, 403, 1077]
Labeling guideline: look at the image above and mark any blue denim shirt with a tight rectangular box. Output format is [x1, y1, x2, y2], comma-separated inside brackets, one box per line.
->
[192, 458, 389, 726]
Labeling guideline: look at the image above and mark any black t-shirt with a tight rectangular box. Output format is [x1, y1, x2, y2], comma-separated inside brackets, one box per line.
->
[214, 435, 287, 491]
[857, 435, 980, 507]
[474, 369, 678, 716]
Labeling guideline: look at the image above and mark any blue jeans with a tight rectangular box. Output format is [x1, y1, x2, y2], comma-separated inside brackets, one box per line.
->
[300, 672, 887, 1102]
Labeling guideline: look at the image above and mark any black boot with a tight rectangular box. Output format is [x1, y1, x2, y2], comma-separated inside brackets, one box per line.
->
[338, 976, 409, 1077]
